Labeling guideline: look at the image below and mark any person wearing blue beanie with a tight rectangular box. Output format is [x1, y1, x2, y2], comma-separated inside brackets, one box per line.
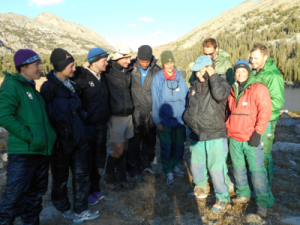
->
[71, 47, 110, 205]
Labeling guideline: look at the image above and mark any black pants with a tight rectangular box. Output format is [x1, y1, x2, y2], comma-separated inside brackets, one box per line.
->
[51, 142, 90, 214]
[86, 124, 107, 194]
[127, 127, 156, 176]
[0, 154, 49, 225]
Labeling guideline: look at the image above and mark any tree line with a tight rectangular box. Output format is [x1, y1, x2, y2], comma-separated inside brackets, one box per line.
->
[1, 6, 299, 86]
[169, 6, 300, 86]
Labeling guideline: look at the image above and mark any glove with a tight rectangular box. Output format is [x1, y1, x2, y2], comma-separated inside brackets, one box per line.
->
[248, 131, 261, 147]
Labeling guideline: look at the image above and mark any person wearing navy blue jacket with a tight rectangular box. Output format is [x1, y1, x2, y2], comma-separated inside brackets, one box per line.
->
[151, 50, 189, 186]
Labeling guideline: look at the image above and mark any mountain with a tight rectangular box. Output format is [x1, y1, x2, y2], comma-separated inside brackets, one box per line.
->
[0, 12, 113, 56]
[152, 0, 300, 83]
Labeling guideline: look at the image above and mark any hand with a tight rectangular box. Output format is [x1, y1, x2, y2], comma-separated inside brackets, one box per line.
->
[157, 124, 165, 132]
[206, 66, 216, 77]
[248, 131, 261, 147]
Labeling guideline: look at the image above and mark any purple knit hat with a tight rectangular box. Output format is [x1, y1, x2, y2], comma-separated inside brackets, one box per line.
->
[13, 49, 41, 67]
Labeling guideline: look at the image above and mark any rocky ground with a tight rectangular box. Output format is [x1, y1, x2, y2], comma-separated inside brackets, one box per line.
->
[0, 112, 299, 225]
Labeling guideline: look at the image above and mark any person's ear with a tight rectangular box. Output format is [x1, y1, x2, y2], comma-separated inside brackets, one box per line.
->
[263, 55, 268, 62]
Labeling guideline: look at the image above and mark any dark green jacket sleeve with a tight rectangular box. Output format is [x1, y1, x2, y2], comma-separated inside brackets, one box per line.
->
[0, 81, 33, 143]
[226, 67, 235, 87]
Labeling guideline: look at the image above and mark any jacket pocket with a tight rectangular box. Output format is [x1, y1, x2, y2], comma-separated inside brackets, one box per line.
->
[28, 123, 47, 152]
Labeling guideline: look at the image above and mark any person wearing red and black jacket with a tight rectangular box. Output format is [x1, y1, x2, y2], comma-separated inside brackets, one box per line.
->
[127, 45, 161, 182]
[40, 48, 100, 223]
[72, 48, 110, 205]
[226, 60, 274, 218]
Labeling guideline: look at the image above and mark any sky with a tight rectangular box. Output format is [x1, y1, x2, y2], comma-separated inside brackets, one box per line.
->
[0, 0, 256, 51]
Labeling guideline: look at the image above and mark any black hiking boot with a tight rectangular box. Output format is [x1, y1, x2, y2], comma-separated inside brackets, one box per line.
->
[104, 154, 122, 191]
[116, 151, 135, 190]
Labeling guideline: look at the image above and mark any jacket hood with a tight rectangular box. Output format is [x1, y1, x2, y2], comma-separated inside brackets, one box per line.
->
[261, 58, 278, 74]
[134, 57, 159, 70]
[216, 49, 231, 62]
[232, 75, 266, 97]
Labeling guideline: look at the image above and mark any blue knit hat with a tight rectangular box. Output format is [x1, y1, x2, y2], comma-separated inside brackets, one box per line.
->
[87, 48, 109, 64]
[234, 60, 250, 73]
[191, 56, 212, 71]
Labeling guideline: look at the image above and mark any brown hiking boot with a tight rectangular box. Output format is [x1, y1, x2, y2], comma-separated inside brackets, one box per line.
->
[257, 206, 267, 218]
[232, 196, 250, 204]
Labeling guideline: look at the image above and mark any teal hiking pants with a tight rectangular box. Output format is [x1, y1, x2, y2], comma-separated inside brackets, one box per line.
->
[230, 138, 274, 208]
[190, 138, 230, 203]
[157, 126, 186, 174]
[261, 121, 277, 190]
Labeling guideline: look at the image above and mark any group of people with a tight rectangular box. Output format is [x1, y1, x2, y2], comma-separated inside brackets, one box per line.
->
[0, 37, 284, 224]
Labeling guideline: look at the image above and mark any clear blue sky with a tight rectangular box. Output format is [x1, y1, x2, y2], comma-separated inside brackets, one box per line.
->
[0, 0, 256, 51]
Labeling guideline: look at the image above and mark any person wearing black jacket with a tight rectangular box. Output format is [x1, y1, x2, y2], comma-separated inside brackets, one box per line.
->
[104, 45, 135, 190]
[183, 56, 231, 214]
[126, 45, 161, 182]
[40, 48, 100, 223]
[72, 48, 110, 205]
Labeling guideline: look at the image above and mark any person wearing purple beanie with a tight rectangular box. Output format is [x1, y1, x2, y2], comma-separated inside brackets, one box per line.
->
[0, 49, 57, 224]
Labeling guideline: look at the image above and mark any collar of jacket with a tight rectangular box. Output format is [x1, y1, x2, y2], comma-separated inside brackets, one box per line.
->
[2, 71, 34, 86]
[107, 60, 134, 74]
[74, 66, 100, 80]
[134, 57, 159, 72]
[46, 70, 80, 94]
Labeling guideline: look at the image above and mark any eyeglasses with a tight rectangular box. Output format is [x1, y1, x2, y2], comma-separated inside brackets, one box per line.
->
[167, 80, 179, 90]
[204, 49, 215, 56]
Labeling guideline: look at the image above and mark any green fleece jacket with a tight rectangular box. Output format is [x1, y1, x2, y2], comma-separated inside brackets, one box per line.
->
[186, 49, 235, 88]
[250, 58, 285, 121]
[0, 72, 57, 155]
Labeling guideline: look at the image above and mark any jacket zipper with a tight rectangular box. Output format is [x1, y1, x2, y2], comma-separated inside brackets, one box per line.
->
[35, 90, 49, 155]
[123, 71, 127, 116]
[231, 113, 249, 116]
[171, 80, 173, 96]
[28, 142, 31, 151]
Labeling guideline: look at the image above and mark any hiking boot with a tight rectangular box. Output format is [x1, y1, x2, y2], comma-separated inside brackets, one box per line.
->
[115, 151, 135, 190]
[60, 209, 74, 220]
[73, 210, 101, 224]
[88, 194, 99, 206]
[104, 155, 122, 191]
[210, 198, 227, 214]
[173, 166, 185, 177]
[143, 167, 160, 178]
[166, 172, 174, 186]
[232, 196, 250, 204]
[134, 174, 144, 183]
[92, 192, 105, 201]
[119, 181, 135, 190]
[257, 206, 267, 218]
[187, 192, 208, 199]
[187, 185, 209, 199]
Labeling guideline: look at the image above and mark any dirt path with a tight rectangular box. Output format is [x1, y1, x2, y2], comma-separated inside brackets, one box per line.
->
[0, 116, 299, 225]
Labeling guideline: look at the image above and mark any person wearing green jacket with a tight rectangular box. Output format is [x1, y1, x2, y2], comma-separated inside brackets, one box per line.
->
[250, 44, 285, 190]
[0, 49, 57, 224]
[186, 38, 235, 88]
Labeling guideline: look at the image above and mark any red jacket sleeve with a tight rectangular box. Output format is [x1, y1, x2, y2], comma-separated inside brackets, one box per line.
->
[254, 83, 272, 134]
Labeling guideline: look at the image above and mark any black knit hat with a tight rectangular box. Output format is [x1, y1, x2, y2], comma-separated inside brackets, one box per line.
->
[50, 48, 74, 72]
[138, 45, 153, 61]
